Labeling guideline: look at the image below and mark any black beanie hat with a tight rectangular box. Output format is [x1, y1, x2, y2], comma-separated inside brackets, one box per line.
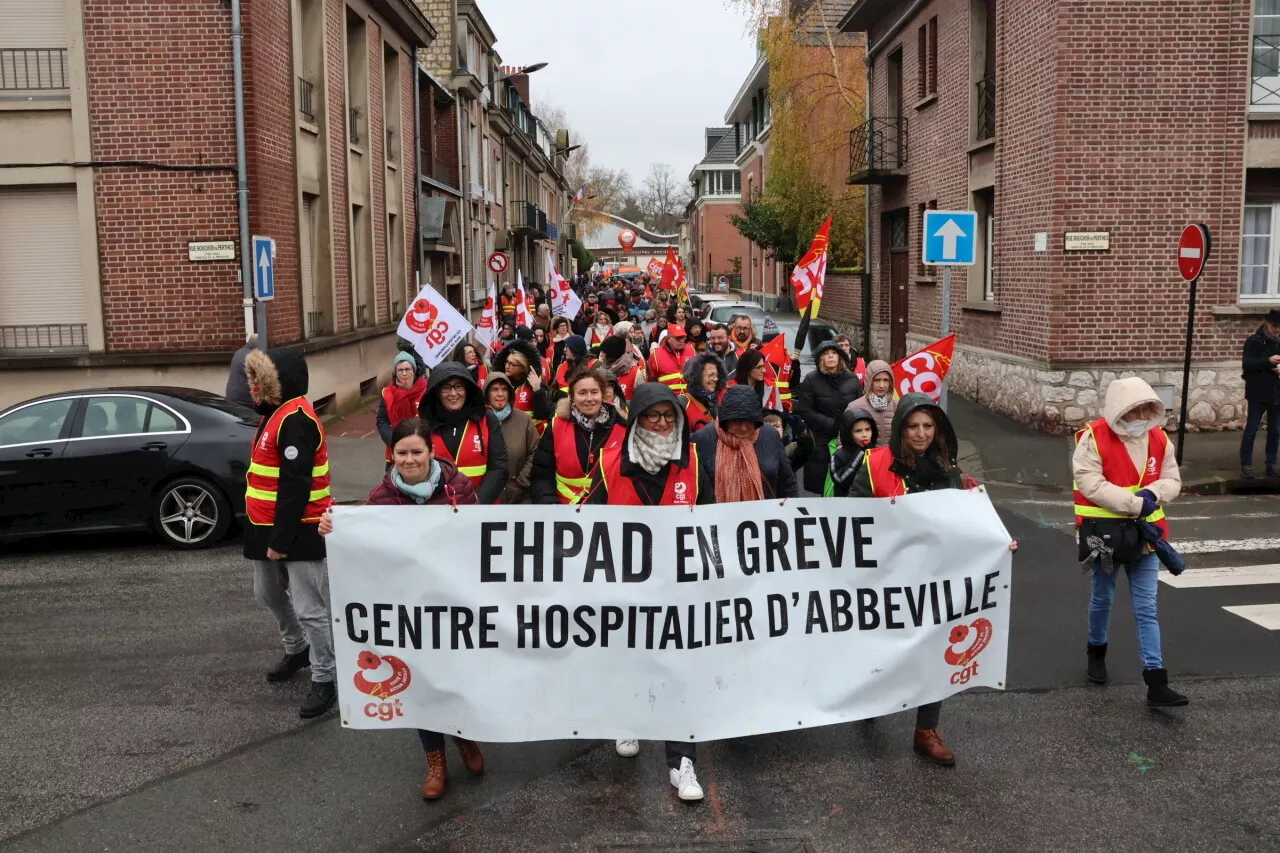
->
[599, 335, 627, 362]
[565, 335, 588, 357]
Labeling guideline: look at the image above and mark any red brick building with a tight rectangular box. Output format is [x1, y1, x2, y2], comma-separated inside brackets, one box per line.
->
[0, 0, 434, 412]
[838, 0, 1278, 433]
[687, 128, 745, 293]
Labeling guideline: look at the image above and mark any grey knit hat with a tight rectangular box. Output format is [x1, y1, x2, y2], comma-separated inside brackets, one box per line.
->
[718, 385, 764, 427]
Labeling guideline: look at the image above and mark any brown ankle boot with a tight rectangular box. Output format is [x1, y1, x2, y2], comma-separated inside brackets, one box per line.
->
[913, 728, 956, 767]
[454, 737, 485, 775]
[421, 750, 447, 800]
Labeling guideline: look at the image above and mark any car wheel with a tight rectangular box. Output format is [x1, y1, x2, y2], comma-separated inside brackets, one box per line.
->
[153, 477, 231, 549]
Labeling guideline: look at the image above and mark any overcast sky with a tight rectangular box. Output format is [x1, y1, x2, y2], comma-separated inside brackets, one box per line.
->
[475, 0, 758, 187]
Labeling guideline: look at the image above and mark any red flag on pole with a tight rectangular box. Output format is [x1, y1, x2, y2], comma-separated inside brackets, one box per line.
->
[760, 333, 790, 369]
[659, 247, 679, 291]
[790, 215, 832, 318]
[890, 334, 957, 403]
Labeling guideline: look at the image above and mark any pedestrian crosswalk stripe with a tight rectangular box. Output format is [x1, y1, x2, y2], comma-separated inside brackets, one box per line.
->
[1161, 564, 1280, 589]
[1175, 538, 1280, 555]
[1223, 604, 1280, 631]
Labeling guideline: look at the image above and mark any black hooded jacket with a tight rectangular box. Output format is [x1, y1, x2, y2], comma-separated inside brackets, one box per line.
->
[583, 382, 712, 505]
[1242, 323, 1280, 405]
[795, 340, 863, 489]
[243, 347, 327, 562]
[491, 339, 551, 421]
[827, 407, 878, 498]
[418, 362, 509, 505]
[851, 393, 963, 497]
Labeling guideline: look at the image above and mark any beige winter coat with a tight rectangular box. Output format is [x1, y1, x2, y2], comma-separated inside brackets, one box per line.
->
[846, 359, 895, 445]
[1071, 377, 1180, 518]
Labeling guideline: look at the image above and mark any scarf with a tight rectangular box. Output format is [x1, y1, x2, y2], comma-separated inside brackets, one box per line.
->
[715, 424, 764, 503]
[631, 426, 681, 475]
[593, 323, 612, 340]
[392, 461, 441, 504]
[572, 406, 612, 432]
[889, 445, 953, 492]
[387, 376, 426, 424]
[867, 392, 892, 411]
[492, 405, 513, 423]
[608, 349, 640, 377]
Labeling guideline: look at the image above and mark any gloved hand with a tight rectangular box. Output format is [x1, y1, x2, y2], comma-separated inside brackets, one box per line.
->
[1136, 488, 1158, 518]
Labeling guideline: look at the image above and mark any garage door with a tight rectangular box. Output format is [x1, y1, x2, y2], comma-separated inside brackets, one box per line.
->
[0, 187, 87, 344]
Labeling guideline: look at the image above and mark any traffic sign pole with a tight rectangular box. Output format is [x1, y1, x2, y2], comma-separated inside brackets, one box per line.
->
[940, 266, 951, 411]
[1175, 224, 1212, 465]
[1176, 276, 1197, 465]
[922, 210, 975, 412]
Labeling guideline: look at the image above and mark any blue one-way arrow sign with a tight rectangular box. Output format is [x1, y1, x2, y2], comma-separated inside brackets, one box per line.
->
[923, 210, 978, 266]
[252, 235, 276, 301]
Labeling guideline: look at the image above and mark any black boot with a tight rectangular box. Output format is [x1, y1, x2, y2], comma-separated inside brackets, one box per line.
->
[299, 681, 337, 718]
[266, 647, 310, 682]
[1143, 668, 1189, 708]
[1086, 643, 1108, 684]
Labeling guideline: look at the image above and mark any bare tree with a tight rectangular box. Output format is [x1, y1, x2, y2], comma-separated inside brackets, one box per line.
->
[638, 163, 692, 233]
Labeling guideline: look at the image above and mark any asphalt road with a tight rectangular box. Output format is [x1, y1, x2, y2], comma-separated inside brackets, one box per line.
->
[3, 487, 1280, 851]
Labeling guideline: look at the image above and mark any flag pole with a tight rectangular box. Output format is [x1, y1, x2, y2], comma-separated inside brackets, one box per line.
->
[795, 300, 814, 356]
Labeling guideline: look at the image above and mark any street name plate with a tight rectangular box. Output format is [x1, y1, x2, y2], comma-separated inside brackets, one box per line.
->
[189, 241, 236, 261]
[1064, 232, 1110, 251]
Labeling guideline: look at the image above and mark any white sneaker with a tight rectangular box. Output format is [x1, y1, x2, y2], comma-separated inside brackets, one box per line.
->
[669, 757, 704, 801]
[615, 738, 640, 758]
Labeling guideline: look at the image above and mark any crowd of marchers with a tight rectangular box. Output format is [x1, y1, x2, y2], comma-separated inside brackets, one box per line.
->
[228, 270, 1192, 807]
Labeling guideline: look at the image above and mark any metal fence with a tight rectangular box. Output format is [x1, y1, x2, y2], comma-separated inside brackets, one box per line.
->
[0, 48, 69, 90]
[297, 77, 316, 122]
[848, 117, 908, 179]
[976, 75, 996, 140]
[306, 311, 325, 338]
[386, 127, 396, 161]
[1253, 35, 1280, 107]
[349, 106, 362, 145]
[0, 323, 88, 352]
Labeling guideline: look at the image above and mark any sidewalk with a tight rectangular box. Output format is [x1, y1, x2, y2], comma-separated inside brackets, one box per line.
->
[324, 398, 388, 504]
[949, 395, 1279, 496]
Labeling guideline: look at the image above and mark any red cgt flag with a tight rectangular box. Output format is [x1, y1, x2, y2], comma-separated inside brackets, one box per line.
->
[890, 334, 956, 403]
[760, 333, 790, 369]
[790, 215, 831, 318]
[659, 247, 679, 291]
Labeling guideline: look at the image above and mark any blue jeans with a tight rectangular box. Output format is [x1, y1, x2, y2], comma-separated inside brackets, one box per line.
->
[1088, 553, 1163, 670]
[1240, 400, 1280, 468]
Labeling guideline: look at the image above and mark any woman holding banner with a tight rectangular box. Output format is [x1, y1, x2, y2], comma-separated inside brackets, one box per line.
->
[317, 418, 484, 801]
[582, 382, 711, 802]
[850, 392, 1016, 766]
[530, 365, 624, 505]
[417, 364, 508, 505]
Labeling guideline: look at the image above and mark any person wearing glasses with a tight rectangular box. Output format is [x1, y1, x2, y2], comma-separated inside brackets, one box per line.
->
[582, 381, 711, 803]
[417, 363, 508, 505]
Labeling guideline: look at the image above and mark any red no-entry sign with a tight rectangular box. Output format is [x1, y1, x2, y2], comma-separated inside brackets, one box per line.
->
[1178, 224, 1210, 282]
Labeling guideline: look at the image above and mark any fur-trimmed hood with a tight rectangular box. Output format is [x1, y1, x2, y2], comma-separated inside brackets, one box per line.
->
[491, 338, 543, 379]
[244, 347, 309, 415]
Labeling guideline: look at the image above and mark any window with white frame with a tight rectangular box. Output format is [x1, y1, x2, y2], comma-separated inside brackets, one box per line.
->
[1254, 0, 1280, 109]
[1241, 202, 1280, 301]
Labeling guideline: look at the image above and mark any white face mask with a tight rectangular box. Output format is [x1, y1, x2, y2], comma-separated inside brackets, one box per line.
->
[1123, 420, 1149, 437]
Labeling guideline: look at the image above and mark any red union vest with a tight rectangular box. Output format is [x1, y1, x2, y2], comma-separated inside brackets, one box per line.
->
[775, 360, 794, 412]
[615, 364, 641, 401]
[245, 397, 332, 526]
[512, 382, 547, 436]
[555, 361, 572, 395]
[599, 443, 699, 506]
[380, 384, 426, 463]
[648, 344, 693, 393]
[1072, 418, 1170, 536]
[682, 394, 714, 432]
[863, 445, 907, 498]
[500, 295, 517, 319]
[552, 416, 625, 504]
[432, 417, 490, 489]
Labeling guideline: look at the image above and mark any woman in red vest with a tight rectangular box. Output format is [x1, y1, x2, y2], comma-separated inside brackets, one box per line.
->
[851, 392, 1016, 767]
[1072, 377, 1187, 708]
[417, 363, 508, 504]
[491, 340, 551, 436]
[730, 349, 782, 411]
[681, 351, 726, 432]
[530, 365, 625, 505]
[596, 335, 646, 403]
[318, 418, 484, 800]
[582, 381, 711, 803]
[376, 352, 427, 468]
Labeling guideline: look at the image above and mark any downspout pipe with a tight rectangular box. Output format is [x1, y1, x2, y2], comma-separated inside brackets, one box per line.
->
[412, 62, 423, 294]
[230, 0, 257, 346]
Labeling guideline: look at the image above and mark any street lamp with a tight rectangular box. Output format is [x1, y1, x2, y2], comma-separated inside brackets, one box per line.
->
[555, 144, 582, 158]
[492, 62, 547, 86]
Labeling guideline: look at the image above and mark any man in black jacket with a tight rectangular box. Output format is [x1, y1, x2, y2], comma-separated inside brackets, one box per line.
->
[1241, 309, 1280, 478]
[243, 347, 336, 718]
[794, 340, 863, 493]
[418, 363, 509, 504]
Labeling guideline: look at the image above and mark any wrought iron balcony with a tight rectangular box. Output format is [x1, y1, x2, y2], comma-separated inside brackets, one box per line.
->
[847, 117, 908, 185]
[509, 201, 547, 239]
[1253, 34, 1280, 108]
[546, 221, 559, 242]
[297, 77, 316, 122]
[976, 75, 996, 141]
[0, 48, 68, 90]
[349, 106, 362, 145]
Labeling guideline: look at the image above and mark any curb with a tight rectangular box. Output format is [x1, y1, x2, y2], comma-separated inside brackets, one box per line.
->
[1182, 474, 1280, 496]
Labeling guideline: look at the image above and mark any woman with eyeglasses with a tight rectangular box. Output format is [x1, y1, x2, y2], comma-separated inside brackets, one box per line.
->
[376, 352, 428, 469]
[582, 381, 711, 804]
[417, 363, 508, 505]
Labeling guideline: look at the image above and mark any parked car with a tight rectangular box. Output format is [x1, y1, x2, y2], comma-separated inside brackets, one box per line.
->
[689, 292, 735, 319]
[0, 388, 259, 549]
[705, 301, 770, 327]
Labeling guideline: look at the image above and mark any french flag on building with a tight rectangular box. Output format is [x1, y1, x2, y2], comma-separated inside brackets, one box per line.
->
[573, 183, 588, 204]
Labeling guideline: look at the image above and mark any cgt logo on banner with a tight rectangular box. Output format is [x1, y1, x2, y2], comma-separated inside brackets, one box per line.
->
[398, 282, 473, 368]
[353, 650, 413, 721]
[327, 491, 1013, 741]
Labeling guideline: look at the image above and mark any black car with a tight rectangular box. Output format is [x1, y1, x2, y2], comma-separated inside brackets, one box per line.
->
[0, 388, 259, 549]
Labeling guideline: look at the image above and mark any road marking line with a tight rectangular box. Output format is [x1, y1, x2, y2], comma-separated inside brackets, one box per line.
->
[1161, 564, 1280, 588]
[1176, 538, 1280, 554]
[1223, 604, 1280, 630]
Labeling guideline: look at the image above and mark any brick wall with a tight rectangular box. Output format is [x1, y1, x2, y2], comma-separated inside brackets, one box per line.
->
[695, 202, 746, 285]
[83, 0, 242, 352]
[325, 0, 352, 331]
[400, 47, 417, 311]
[414, 0, 453, 80]
[367, 19, 389, 325]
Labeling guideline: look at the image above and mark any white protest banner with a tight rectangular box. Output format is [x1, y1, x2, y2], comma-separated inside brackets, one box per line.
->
[547, 250, 581, 319]
[514, 270, 534, 329]
[397, 282, 473, 368]
[327, 491, 1012, 741]
[474, 281, 498, 351]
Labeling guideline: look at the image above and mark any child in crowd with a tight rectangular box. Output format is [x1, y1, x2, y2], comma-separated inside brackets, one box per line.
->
[825, 407, 878, 497]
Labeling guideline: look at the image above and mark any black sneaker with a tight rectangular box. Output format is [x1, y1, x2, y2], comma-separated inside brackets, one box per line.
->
[266, 647, 310, 682]
[299, 681, 337, 719]
[1267, 465, 1279, 477]
[1242, 465, 1255, 480]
